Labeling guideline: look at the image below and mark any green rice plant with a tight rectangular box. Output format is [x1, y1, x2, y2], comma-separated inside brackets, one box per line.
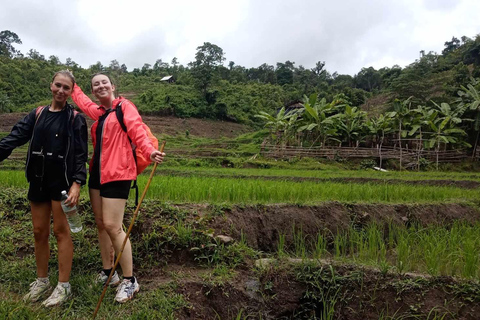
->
[174, 220, 194, 248]
[395, 228, 411, 274]
[2, 169, 480, 204]
[313, 232, 327, 260]
[158, 165, 480, 182]
[277, 233, 286, 258]
[293, 224, 307, 259]
[459, 230, 480, 278]
[334, 232, 348, 260]
[422, 228, 449, 276]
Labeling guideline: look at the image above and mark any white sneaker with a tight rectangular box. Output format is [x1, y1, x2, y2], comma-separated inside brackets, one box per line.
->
[115, 278, 140, 303]
[23, 278, 51, 302]
[42, 283, 71, 307]
[96, 270, 121, 287]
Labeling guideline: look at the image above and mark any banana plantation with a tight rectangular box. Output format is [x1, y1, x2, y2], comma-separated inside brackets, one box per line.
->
[256, 79, 480, 169]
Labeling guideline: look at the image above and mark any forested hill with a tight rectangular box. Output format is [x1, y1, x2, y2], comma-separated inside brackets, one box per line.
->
[0, 30, 479, 126]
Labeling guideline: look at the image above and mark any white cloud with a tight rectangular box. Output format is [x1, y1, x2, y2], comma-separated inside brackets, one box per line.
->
[0, 0, 479, 75]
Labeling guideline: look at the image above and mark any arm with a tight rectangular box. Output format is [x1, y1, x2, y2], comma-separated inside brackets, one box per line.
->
[0, 109, 36, 162]
[121, 100, 156, 159]
[71, 84, 104, 120]
[65, 114, 88, 207]
[71, 114, 88, 185]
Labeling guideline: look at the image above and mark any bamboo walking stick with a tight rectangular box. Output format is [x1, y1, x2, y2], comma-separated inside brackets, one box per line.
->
[92, 141, 166, 319]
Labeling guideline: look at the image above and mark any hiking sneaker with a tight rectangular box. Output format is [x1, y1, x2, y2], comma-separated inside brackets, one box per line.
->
[23, 278, 51, 302]
[96, 270, 121, 287]
[42, 283, 71, 307]
[115, 278, 140, 303]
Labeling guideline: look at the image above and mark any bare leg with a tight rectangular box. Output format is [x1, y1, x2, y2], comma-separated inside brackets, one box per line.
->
[30, 201, 52, 278]
[102, 197, 133, 277]
[51, 200, 73, 282]
[90, 189, 115, 269]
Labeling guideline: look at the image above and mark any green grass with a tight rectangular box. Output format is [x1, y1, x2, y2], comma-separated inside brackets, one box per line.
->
[277, 221, 480, 279]
[139, 175, 480, 204]
[1, 169, 479, 204]
[156, 166, 480, 182]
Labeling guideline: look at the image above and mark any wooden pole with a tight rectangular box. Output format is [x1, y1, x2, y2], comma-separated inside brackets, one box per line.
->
[92, 141, 166, 319]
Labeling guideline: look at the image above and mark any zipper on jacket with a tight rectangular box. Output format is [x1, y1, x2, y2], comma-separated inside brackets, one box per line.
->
[98, 111, 109, 185]
[63, 108, 72, 186]
[26, 106, 46, 182]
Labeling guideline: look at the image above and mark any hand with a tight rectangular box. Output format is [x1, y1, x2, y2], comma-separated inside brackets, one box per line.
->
[150, 150, 165, 163]
[65, 182, 81, 207]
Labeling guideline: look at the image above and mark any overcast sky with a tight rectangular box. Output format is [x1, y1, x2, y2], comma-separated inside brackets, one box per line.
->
[1, 0, 479, 75]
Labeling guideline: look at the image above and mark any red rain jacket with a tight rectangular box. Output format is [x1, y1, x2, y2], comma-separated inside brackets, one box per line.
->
[71, 85, 155, 184]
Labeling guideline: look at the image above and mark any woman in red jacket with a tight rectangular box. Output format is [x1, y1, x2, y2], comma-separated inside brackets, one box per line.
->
[71, 73, 164, 303]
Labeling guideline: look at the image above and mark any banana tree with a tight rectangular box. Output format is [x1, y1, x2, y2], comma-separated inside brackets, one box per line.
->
[296, 93, 339, 147]
[458, 78, 480, 157]
[426, 101, 470, 169]
[332, 105, 367, 147]
[255, 107, 292, 145]
[366, 114, 394, 168]
[408, 105, 437, 170]
[386, 96, 414, 170]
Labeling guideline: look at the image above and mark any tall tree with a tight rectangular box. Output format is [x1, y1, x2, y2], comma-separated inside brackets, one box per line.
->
[275, 61, 295, 86]
[0, 30, 22, 58]
[190, 42, 225, 96]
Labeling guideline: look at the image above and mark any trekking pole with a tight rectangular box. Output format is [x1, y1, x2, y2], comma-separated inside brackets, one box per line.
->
[93, 141, 166, 319]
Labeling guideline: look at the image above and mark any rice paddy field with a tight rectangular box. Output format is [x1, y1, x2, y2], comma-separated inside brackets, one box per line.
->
[2, 131, 480, 319]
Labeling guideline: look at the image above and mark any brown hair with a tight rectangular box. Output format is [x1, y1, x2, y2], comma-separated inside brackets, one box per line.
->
[91, 72, 118, 97]
[91, 72, 115, 88]
[52, 70, 75, 87]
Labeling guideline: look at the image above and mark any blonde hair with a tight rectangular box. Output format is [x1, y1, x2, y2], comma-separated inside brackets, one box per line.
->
[52, 70, 75, 86]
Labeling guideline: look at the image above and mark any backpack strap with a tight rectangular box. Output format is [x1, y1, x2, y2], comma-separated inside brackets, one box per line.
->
[36, 105, 79, 124]
[114, 101, 139, 206]
[35, 106, 48, 120]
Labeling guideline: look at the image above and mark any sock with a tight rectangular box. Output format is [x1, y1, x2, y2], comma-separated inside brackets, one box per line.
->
[38, 277, 49, 283]
[58, 282, 71, 289]
[123, 276, 135, 284]
[103, 268, 112, 277]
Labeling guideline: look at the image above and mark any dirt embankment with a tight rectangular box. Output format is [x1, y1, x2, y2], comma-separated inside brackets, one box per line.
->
[140, 203, 480, 319]
[205, 203, 480, 252]
[0, 112, 251, 138]
[171, 264, 480, 320]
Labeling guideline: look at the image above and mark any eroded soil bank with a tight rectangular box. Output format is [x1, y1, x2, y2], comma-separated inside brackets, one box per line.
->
[132, 202, 480, 319]
[166, 263, 480, 319]
[203, 202, 480, 252]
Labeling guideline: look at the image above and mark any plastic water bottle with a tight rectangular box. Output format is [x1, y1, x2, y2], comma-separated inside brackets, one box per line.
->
[60, 190, 82, 233]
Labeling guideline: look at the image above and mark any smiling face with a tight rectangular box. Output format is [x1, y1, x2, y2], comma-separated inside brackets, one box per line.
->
[50, 74, 74, 104]
[91, 74, 115, 101]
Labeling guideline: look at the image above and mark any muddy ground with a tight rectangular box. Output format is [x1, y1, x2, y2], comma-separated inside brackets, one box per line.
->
[4, 190, 480, 319]
[163, 263, 480, 319]
[129, 202, 480, 319]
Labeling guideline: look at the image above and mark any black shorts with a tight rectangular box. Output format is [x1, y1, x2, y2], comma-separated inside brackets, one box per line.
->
[88, 169, 131, 200]
[28, 177, 69, 202]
